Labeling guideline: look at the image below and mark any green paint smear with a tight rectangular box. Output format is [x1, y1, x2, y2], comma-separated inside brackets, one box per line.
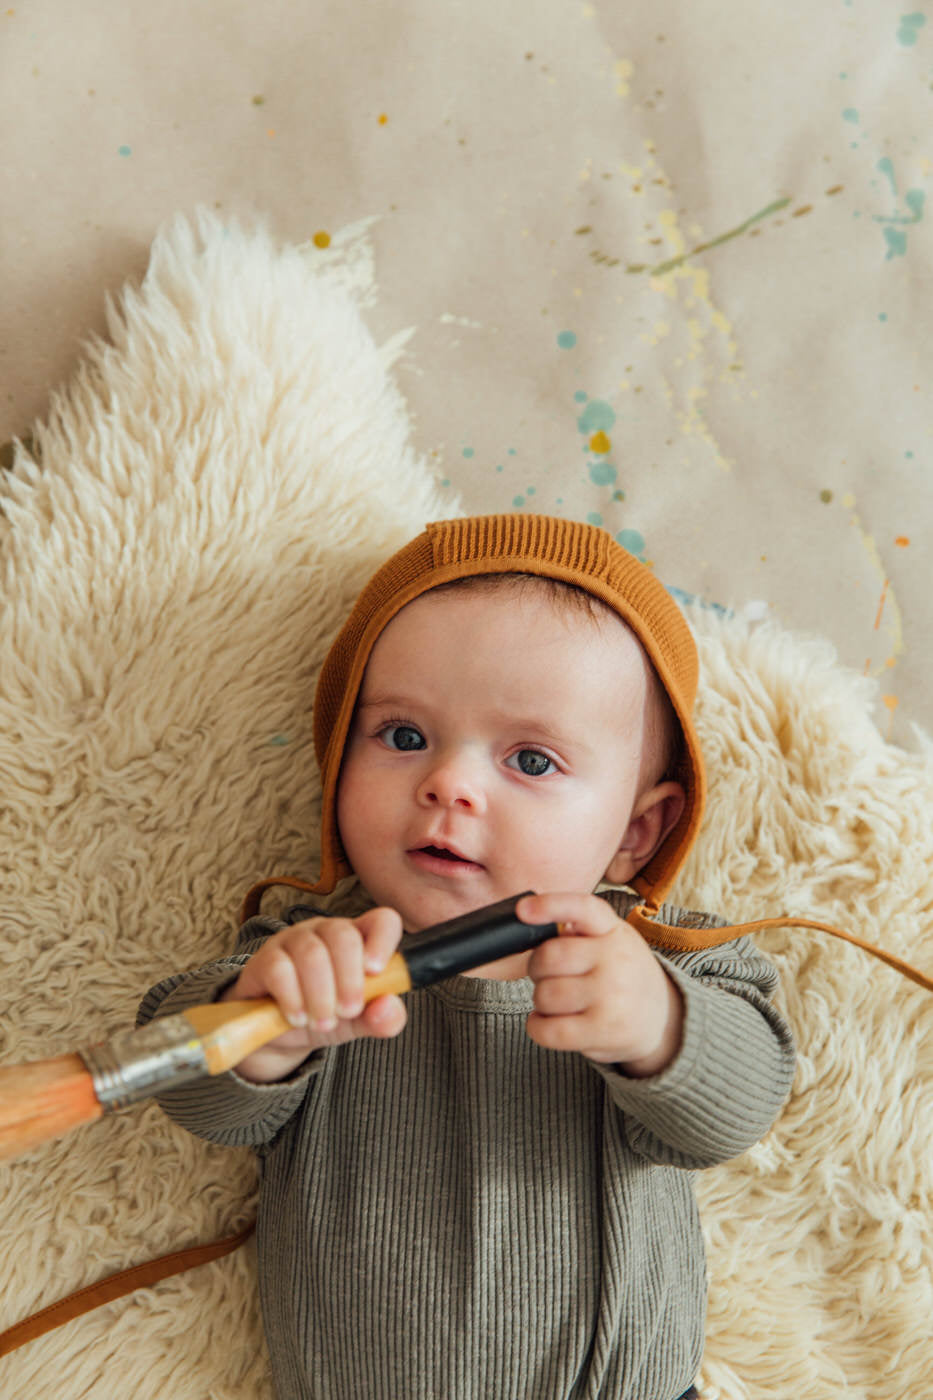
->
[627, 197, 792, 276]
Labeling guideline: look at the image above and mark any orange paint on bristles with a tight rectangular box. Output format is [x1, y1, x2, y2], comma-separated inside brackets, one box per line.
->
[0, 1053, 103, 1160]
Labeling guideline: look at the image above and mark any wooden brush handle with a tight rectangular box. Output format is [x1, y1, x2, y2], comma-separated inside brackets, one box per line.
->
[189, 951, 414, 1074]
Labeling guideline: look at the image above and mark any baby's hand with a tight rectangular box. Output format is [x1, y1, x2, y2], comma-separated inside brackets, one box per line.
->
[517, 893, 684, 1078]
[221, 907, 408, 1082]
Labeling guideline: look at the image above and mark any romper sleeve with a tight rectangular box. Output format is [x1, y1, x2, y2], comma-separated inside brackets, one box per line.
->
[592, 893, 797, 1169]
[135, 911, 330, 1149]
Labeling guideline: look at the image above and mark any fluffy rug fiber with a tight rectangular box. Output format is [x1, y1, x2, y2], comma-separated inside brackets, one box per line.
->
[1, 212, 930, 1400]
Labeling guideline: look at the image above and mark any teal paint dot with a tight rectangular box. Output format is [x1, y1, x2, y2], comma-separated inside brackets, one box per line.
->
[462, 446, 474, 459]
[906, 450, 915, 458]
[905, 187, 925, 219]
[616, 528, 645, 555]
[574, 390, 588, 403]
[496, 464, 504, 472]
[587, 511, 603, 526]
[897, 12, 926, 45]
[269, 734, 290, 746]
[883, 226, 908, 258]
[588, 460, 617, 486]
[118, 144, 132, 156]
[577, 399, 616, 435]
[508, 448, 517, 456]
[842, 108, 859, 123]
[557, 331, 577, 349]
[440, 478, 451, 487]
[527, 485, 536, 494]
[513, 495, 526, 507]
[879, 312, 888, 322]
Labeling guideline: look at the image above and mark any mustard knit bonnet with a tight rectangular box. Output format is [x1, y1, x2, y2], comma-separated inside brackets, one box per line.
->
[311, 513, 706, 909]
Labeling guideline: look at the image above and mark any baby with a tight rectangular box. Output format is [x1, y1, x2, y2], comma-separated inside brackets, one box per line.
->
[140, 514, 795, 1400]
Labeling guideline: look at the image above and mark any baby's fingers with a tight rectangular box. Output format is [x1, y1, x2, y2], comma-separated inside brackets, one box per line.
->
[355, 906, 405, 974]
[354, 993, 408, 1040]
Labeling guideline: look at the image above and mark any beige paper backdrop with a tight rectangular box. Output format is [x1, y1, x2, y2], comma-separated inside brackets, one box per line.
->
[2, 0, 930, 750]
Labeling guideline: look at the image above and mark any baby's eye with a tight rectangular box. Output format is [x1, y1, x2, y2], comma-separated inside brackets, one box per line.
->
[380, 723, 426, 752]
[506, 748, 556, 777]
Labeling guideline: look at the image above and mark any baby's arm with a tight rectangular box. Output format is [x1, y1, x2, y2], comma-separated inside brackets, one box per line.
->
[221, 906, 407, 1082]
[518, 892, 685, 1075]
[518, 891, 796, 1167]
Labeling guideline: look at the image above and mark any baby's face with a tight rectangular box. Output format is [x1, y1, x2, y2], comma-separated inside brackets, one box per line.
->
[336, 585, 655, 937]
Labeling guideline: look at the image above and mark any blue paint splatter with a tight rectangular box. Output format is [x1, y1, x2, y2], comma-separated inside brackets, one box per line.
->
[616, 528, 645, 556]
[897, 12, 926, 45]
[587, 511, 603, 526]
[589, 460, 617, 486]
[574, 390, 588, 403]
[462, 446, 475, 459]
[872, 158, 926, 258]
[557, 331, 577, 349]
[842, 108, 859, 124]
[577, 399, 616, 435]
[118, 145, 132, 156]
[513, 494, 526, 507]
[269, 734, 291, 746]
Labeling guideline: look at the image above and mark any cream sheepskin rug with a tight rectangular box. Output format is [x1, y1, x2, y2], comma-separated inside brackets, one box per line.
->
[1, 212, 930, 1400]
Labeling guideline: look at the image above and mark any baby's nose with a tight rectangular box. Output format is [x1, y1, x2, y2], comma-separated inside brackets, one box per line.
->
[416, 755, 487, 812]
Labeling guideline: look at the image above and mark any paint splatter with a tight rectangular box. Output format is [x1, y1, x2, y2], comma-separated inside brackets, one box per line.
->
[871, 158, 925, 259]
[895, 535, 910, 546]
[462, 447, 475, 459]
[557, 330, 577, 349]
[589, 431, 611, 454]
[820, 489, 834, 503]
[627, 197, 791, 276]
[118, 145, 132, 157]
[312, 231, 331, 249]
[378, 113, 389, 125]
[897, 12, 926, 45]
[843, 108, 860, 124]
[252, 95, 266, 106]
[588, 460, 617, 486]
[616, 528, 645, 556]
[577, 400, 616, 435]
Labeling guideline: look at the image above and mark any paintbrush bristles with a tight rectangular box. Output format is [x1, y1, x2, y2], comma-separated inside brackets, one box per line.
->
[0, 1053, 103, 1160]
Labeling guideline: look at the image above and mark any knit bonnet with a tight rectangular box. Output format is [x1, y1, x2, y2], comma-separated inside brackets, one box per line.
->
[310, 513, 706, 909]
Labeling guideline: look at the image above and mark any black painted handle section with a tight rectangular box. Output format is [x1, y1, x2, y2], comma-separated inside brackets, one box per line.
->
[402, 893, 559, 987]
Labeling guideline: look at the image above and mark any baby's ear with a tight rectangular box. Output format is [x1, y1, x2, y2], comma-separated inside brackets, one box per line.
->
[603, 782, 686, 885]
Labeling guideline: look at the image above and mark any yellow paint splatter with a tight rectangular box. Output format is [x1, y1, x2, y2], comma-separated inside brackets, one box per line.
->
[378, 113, 389, 125]
[312, 231, 331, 249]
[614, 59, 634, 97]
[589, 431, 611, 454]
[895, 535, 910, 547]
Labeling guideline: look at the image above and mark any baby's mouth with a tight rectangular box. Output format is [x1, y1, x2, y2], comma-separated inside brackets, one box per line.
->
[409, 843, 484, 872]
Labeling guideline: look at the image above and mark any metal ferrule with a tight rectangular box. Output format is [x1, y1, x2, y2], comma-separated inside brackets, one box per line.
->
[79, 1014, 209, 1112]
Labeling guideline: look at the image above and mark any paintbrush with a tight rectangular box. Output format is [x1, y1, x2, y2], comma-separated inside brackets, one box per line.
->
[0, 894, 558, 1162]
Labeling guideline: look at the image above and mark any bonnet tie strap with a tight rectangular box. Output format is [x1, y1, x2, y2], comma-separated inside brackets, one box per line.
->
[625, 904, 933, 993]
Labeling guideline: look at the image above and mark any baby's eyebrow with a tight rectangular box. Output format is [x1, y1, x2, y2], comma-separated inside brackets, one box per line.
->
[355, 692, 417, 713]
